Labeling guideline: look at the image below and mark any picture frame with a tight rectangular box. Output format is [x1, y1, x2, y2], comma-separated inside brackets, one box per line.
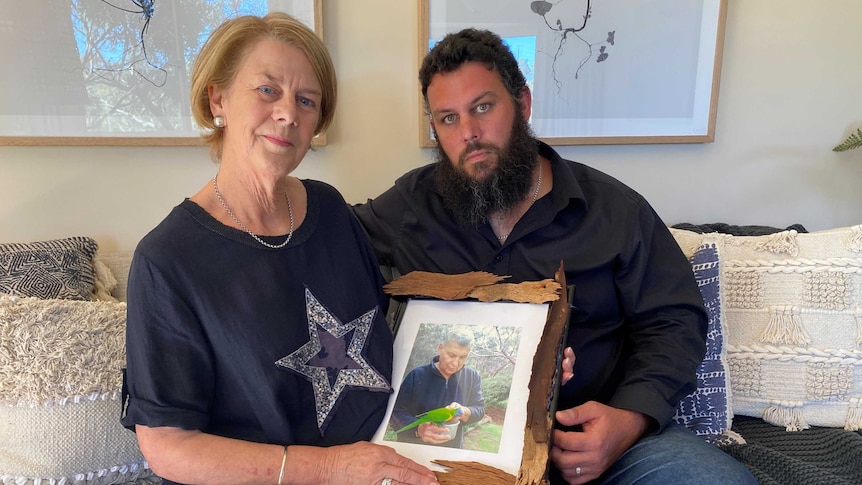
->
[370, 264, 570, 483]
[0, 0, 324, 146]
[372, 299, 551, 478]
[418, 0, 728, 147]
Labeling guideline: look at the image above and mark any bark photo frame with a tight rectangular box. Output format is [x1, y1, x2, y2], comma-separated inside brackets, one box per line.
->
[374, 267, 569, 484]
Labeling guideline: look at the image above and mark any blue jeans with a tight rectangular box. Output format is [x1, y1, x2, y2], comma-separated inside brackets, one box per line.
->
[550, 423, 758, 485]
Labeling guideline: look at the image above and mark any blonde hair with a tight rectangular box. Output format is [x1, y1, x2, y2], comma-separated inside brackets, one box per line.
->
[190, 12, 336, 161]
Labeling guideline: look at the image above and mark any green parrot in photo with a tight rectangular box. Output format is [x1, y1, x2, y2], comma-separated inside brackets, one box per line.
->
[393, 406, 463, 434]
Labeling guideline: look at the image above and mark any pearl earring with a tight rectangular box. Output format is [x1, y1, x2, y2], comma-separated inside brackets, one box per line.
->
[213, 116, 225, 128]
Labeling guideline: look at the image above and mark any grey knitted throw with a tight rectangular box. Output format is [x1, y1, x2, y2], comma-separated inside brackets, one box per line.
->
[721, 417, 862, 485]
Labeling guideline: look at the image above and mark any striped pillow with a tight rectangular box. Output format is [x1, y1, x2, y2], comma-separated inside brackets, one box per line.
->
[672, 240, 733, 442]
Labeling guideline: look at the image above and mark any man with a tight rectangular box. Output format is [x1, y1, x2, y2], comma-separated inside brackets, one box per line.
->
[389, 329, 484, 449]
[354, 29, 756, 484]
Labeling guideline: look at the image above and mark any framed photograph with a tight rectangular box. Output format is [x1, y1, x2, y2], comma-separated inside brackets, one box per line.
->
[0, 0, 323, 146]
[418, 0, 728, 147]
[371, 299, 550, 477]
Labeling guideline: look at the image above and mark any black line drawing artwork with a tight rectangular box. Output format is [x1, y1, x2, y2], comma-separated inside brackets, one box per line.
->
[69, 0, 275, 135]
[530, 0, 615, 92]
[93, 0, 168, 87]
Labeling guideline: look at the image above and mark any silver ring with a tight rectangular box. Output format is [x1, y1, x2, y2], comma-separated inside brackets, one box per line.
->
[381, 479, 393, 485]
[575, 466, 582, 477]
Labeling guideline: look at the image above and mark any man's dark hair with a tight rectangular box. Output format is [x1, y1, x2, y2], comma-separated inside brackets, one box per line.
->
[419, 28, 528, 115]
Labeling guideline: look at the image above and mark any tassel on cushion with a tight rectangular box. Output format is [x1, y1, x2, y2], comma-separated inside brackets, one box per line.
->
[755, 230, 799, 256]
[760, 306, 810, 345]
[763, 401, 809, 431]
[846, 398, 862, 432]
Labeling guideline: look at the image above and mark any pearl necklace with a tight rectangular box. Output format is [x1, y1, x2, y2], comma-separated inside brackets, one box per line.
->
[212, 174, 294, 249]
[497, 161, 543, 242]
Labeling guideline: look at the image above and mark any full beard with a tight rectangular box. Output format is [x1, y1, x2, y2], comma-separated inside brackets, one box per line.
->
[434, 113, 539, 227]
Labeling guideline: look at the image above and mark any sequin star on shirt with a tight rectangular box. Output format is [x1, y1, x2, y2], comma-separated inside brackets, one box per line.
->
[275, 287, 390, 435]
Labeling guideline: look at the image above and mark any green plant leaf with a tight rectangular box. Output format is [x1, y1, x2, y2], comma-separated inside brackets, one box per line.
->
[833, 128, 862, 152]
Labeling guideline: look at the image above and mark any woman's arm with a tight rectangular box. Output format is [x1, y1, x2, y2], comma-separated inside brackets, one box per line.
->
[137, 425, 439, 485]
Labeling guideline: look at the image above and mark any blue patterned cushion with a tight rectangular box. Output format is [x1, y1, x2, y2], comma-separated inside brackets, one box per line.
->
[672, 242, 732, 442]
[0, 237, 99, 301]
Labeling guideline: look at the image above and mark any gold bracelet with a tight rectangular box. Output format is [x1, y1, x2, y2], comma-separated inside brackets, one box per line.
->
[277, 445, 288, 485]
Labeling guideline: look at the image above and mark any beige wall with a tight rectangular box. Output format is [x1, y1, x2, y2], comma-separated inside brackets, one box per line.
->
[1, 0, 861, 252]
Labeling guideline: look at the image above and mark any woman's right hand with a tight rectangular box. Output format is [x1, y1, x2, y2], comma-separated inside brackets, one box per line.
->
[136, 426, 438, 485]
[311, 441, 439, 485]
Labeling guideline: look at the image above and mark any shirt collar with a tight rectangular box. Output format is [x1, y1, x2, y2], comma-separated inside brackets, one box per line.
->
[537, 140, 587, 212]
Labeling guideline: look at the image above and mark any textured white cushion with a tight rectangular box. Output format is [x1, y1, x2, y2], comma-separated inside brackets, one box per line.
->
[94, 251, 134, 302]
[675, 225, 862, 432]
[0, 294, 155, 484]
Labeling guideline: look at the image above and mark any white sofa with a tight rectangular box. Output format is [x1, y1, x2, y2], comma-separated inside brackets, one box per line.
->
[3, 224, 862, 484]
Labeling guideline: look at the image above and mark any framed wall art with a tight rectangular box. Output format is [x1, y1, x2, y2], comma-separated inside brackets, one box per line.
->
[418, 0, 728, 147]
[0, 0, 323, 146]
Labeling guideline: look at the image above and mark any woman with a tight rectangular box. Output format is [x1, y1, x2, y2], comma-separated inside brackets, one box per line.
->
[121, 13, 438, 485]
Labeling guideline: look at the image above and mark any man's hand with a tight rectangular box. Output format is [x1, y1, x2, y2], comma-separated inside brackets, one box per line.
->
[549, 401, 650, 484]
[561, 347, 575, 386]
[446, 402, 471, 423]
[416, 421, 454, 444]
